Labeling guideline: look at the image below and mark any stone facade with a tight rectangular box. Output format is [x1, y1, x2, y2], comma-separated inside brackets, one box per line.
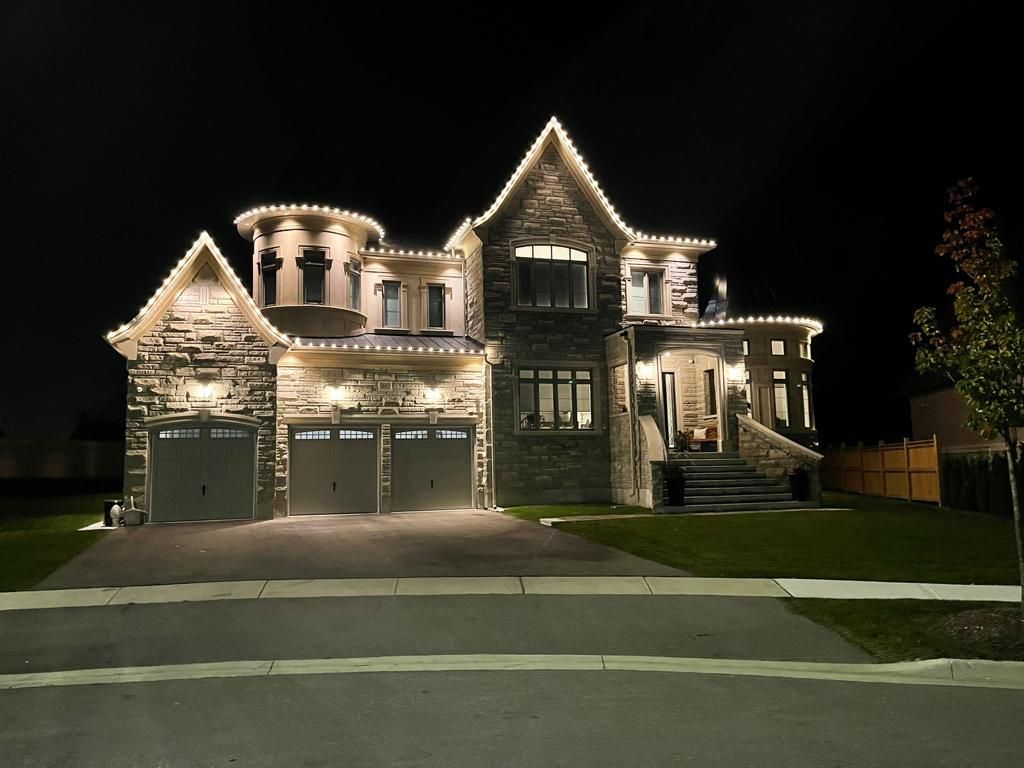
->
[274, 361, 486, 514]
[123, 265, 277, 516]
[737, 416, 822, 503]
[475, 144, 622, 505]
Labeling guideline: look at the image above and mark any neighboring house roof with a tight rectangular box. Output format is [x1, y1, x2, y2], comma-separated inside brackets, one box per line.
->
[700, 264, 824, 335]
[445, 116, 716, 252]
[291, 334, 484, 355]
[106, 231, 292, 359]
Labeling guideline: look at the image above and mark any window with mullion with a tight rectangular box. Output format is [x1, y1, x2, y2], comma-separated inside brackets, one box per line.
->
[518, 368, 593, 431]
[629, 268, 664, 315]
[514, 244, 589, 309]
[259, 250, 279, 307]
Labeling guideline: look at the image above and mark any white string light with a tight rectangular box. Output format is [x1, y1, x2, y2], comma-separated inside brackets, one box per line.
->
[234, 204, 385, 242]
[443, 117, 716, 252]
[698, 315, 824, 336]
[106, 232, 291, 347]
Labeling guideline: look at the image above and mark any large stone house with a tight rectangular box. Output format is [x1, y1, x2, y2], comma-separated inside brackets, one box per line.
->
[108, 118, 824, 521]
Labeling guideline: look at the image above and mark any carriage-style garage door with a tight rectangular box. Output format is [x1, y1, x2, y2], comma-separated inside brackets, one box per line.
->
[150, 425, 255, 522]
[391, 426, 474, 511]
[289, 427, 379, 515]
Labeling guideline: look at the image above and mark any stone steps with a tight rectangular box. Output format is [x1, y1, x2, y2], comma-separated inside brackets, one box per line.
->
[662, 452, 807, 513]
[685, 477, 787, 488]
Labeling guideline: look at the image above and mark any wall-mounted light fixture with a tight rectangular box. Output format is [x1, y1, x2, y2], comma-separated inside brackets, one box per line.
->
[196, 382, 215, 400]
[726, 365, 745, 384]
[635, 360, 654, 379]
[424, 387, 442, 404]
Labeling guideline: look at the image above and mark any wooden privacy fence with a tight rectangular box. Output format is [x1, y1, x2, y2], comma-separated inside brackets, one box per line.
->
[821, 437, 942, 504]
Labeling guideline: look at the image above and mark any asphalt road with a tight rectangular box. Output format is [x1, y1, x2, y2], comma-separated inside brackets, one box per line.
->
[3, 670, 1022, 767]
[0, 595, 870, 674]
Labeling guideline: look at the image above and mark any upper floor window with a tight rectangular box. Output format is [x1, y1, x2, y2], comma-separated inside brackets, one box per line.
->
[742, 339, 749, 356]
[770, 339, 786, 356]
[301, 248, 327, 305]
[799, 340, 810, 359]
[518, 367, 593, 431]
[514, 244, 589, 310]
[348, 259, 361, 311]
[427, 284, 445, 329]
[259, 250, 279, 307]
[383, 281, 402, 327]
[629, 268, 665, 315]
[799, 372, 812, 429]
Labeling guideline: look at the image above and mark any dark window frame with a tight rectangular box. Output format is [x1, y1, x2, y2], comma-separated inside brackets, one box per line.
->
[703, 368, 717, 416]
[427, 284, 446, 329]
[512, 242, 591, 311]
[299, 247, 329, 305]
[259, 249, 281, 307]
[517, 367, 595, 432]
[382, 280, 402, 328]
[627, 266, 667, 316]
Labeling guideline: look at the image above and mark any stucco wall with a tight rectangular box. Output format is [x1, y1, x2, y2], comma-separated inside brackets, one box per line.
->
[123, 265, 278, 517]
[479, 144, 622, 505]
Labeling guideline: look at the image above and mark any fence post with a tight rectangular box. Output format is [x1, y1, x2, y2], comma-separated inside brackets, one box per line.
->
[903, 437, 912, 501]
[858, 442, 864, 495]
[879, 440, 887, 498]
[933, 434, 942, 506]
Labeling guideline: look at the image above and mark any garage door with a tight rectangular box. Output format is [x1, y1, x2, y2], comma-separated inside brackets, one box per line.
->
[289, 427, 378, 515]
[150, 425, 255, 522]
[391, 426, 473, 511]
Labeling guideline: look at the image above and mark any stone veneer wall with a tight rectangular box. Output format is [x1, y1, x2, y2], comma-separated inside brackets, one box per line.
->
[464, 243, 485, 342]
[737, 417, 822, 503]
[274, 363, 486, 514]
[124, 266, 277, 516]
[479, 144, 622, 505]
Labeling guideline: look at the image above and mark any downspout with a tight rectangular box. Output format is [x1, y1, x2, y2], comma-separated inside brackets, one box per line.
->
[482, 349, 498, 509]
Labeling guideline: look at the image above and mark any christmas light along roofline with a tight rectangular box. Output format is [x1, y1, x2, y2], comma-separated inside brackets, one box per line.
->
[444, 117, 717, 252]
[290, 338, 484, 354]
[233, 204, 386, 242]
[698, 315, 825, 336]
[105, 231, 292, 348]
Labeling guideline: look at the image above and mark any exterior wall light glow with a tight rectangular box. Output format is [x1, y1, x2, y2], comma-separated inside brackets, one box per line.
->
[726, 365, 745, 384]
[635, 360, 654, 379]
[424, 387, 442, 404]
[197, 383, 214, 400]
[327, 386, 346, 403]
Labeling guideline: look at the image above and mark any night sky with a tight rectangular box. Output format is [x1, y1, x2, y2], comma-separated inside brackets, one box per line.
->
[1, 2, 1018, 444]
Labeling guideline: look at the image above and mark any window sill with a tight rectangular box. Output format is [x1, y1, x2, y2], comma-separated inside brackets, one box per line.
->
[513, 429, 601, 437]
[514, 305, 597, 315]
[423, 328, 454, 336]
[375, 327, 410, 334]
[624, 313, 675, 322]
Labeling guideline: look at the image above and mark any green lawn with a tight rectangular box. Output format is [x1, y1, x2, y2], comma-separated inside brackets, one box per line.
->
[502, 503, 648, 523]
[548, 492, 1018, 584]
[791, 599, 1024, 662]
[0, 492, 114, 592]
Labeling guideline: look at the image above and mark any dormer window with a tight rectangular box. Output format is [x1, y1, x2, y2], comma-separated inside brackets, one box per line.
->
[514, 244, 589, 310]
[259, 250, 279, 307]
[301, 248, 327, 305]
[629, 268, 665, 315]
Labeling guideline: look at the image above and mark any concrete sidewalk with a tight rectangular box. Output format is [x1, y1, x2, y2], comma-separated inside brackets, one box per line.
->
[2, 576, 1019, 612]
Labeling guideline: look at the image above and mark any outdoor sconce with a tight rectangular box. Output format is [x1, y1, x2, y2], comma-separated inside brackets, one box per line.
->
[424, 387, 445, 424]
[726, 365, 745, 384]
[635, 360, 654, 380]
[194, 381, 216, 401]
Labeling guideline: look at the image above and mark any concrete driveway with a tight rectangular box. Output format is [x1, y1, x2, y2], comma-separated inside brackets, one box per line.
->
[37, 510, 683, 588]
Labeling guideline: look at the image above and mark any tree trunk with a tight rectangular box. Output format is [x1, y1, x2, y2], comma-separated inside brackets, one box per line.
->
[1006, 439, 1024, 625]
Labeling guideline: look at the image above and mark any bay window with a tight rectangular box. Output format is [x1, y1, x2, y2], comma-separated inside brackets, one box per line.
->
[259, 250, 279, 307]
[348, 259, 361, 311]
[382, 281, 401, 327]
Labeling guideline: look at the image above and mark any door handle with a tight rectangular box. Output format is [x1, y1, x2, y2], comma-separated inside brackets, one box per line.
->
[430, 479, 434, 489]
[202, 484, 206, 496]
[332, 481, 337, 492]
